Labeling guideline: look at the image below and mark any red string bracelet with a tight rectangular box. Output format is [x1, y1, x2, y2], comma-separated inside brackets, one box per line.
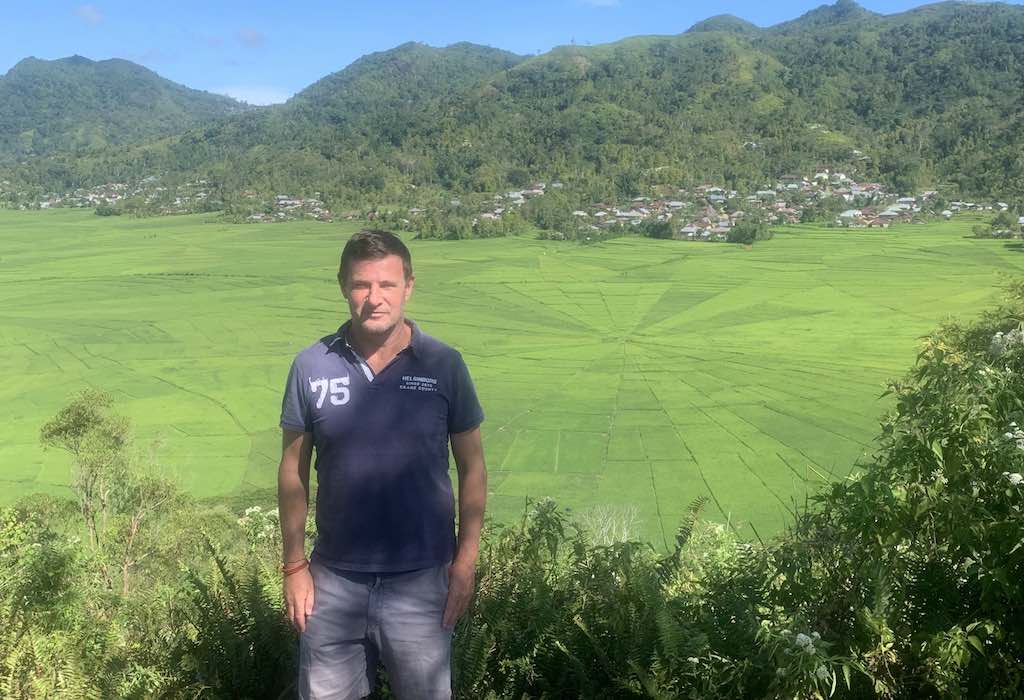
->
[281, 559, 309, 576]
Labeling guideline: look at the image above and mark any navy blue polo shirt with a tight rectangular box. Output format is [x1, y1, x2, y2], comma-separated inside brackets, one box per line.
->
[280, 319, 484, 572]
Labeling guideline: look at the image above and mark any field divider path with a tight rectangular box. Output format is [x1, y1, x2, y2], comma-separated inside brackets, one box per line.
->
[54, 342, 94, 371]
[462, 337, 608, 363]
[486, 341, 622, 436]
[640, 335, 900, 378]
[81, 347, 252, 436]
[776, 451, 827, 486]
[595, 286, 618, 332]
[736, 453, 796, 520]
[143, 374, 252, 437]
[498, 282, 597, 334]
[613, 252, 691, 275]
[425, 282, 597, 334]
[760, 402, 872, 449]
[631, 337, 885, 396]
[625, 342, 763, 537]
[497, 430, 521, 470]
[411, 314, 578, 339]
[811, 271, 953, 324]
[774, 450, 839, 483]
[625, 342, 720, 542]
[636, 428, 668, 550]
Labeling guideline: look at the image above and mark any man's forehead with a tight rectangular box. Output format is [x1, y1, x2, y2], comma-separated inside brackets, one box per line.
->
[347, 255, 407, 278]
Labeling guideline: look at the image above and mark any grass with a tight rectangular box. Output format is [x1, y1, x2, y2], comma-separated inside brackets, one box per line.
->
[2, 209, 1022, 545]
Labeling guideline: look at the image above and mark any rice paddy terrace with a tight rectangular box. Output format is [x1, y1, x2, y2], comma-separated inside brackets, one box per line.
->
[2, 209, 1021, 544]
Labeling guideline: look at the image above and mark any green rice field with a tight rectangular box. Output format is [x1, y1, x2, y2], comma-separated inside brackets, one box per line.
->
[2, 209, 1021, 544]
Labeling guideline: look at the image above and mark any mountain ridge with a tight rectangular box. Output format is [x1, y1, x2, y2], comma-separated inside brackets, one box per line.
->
[0, 55, 250, 162]
[4, 0, 1024, 207]
[687, 15, 762, 34]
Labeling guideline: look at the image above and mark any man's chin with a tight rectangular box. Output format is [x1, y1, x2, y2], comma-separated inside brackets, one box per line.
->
[355, 318, 396, 336]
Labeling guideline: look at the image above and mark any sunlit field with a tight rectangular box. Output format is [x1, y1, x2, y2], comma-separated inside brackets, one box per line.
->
[2, 209, 1021, 544]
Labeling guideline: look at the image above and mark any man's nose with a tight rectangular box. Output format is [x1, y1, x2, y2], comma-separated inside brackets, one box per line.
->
[367, 285, 383, 305]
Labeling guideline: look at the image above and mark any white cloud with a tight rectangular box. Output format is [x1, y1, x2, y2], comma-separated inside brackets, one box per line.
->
[215, 86, 291, 106]
[236, 28, 266, 49]
[76, 3, 104, 25]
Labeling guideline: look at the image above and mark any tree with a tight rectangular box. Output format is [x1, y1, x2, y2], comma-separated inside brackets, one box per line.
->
[640, 219, 673, 239]
[40, 390, 128, 553]
[727, 220, 773, 245]
[991, 209, 1016, 233]
[40, 390, 177, 594]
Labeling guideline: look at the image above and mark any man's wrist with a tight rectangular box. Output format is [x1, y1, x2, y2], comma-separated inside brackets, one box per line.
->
[281, 559, 309, 576]
[451, 554, 477, 571]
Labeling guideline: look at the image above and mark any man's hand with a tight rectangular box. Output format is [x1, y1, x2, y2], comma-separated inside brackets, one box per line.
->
[442, 560, 475, 630]
[284, 568, 315, 633]
[446, 426, 485, 630]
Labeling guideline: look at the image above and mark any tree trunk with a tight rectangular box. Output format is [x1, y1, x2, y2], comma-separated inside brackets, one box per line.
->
[121, 517, 141, 596]
[82, 499, 96, 550]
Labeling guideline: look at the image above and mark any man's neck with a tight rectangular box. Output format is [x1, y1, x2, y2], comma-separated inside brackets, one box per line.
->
[346, 318, 411, 365]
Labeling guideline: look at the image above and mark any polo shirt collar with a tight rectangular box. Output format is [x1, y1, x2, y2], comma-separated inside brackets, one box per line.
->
[332, 318, 420, 357]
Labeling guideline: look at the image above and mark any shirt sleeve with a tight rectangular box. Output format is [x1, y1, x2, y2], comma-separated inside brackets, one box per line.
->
[280, 356, 312, 433]
[448, 352, 485, 434]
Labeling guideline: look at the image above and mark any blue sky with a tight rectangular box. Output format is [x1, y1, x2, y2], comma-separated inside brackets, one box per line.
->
[2, 1, 1020, 105]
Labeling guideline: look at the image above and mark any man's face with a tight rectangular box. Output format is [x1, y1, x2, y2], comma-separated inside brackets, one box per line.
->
[341, 254, 414, 337]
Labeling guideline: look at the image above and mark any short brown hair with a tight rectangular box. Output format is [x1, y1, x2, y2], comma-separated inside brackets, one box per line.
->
[338, 229, 413, 286]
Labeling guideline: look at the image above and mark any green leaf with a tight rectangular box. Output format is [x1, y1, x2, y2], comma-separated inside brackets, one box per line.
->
[967, 635, 984, 653]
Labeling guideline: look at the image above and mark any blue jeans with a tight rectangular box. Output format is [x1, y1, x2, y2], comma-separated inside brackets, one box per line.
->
[298, 559, 452, 700]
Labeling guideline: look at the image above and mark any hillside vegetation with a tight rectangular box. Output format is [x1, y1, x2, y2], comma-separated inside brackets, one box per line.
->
[3, 284, 1023, 697]
[5, 1, 1024, 209]
[0, 56, 248, 162]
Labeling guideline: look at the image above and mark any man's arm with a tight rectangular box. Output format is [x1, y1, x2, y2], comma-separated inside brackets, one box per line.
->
[442, 426, 487, 630]
[279, 428, 314, 632]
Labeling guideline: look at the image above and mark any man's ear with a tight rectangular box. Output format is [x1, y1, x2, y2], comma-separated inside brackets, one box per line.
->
[404, 275, 415, 300]
[337, 274, 349, 299]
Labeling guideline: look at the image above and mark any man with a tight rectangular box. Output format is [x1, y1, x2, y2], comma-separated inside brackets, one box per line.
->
[277, 229, 487, 700]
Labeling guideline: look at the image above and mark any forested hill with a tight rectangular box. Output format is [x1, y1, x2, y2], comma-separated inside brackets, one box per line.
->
[6, 1, 1024, 206]
[0, 56, 249, 161]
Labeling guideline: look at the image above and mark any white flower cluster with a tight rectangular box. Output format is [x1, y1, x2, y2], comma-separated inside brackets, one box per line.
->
[991, 328, 1024, 357]
[1003, 423, 1024, 450]
[782, 629, 821, 655]
[775, 629, 829, 683]
[237, 505, 280, 541]
[1003, 472, 1024, 487]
